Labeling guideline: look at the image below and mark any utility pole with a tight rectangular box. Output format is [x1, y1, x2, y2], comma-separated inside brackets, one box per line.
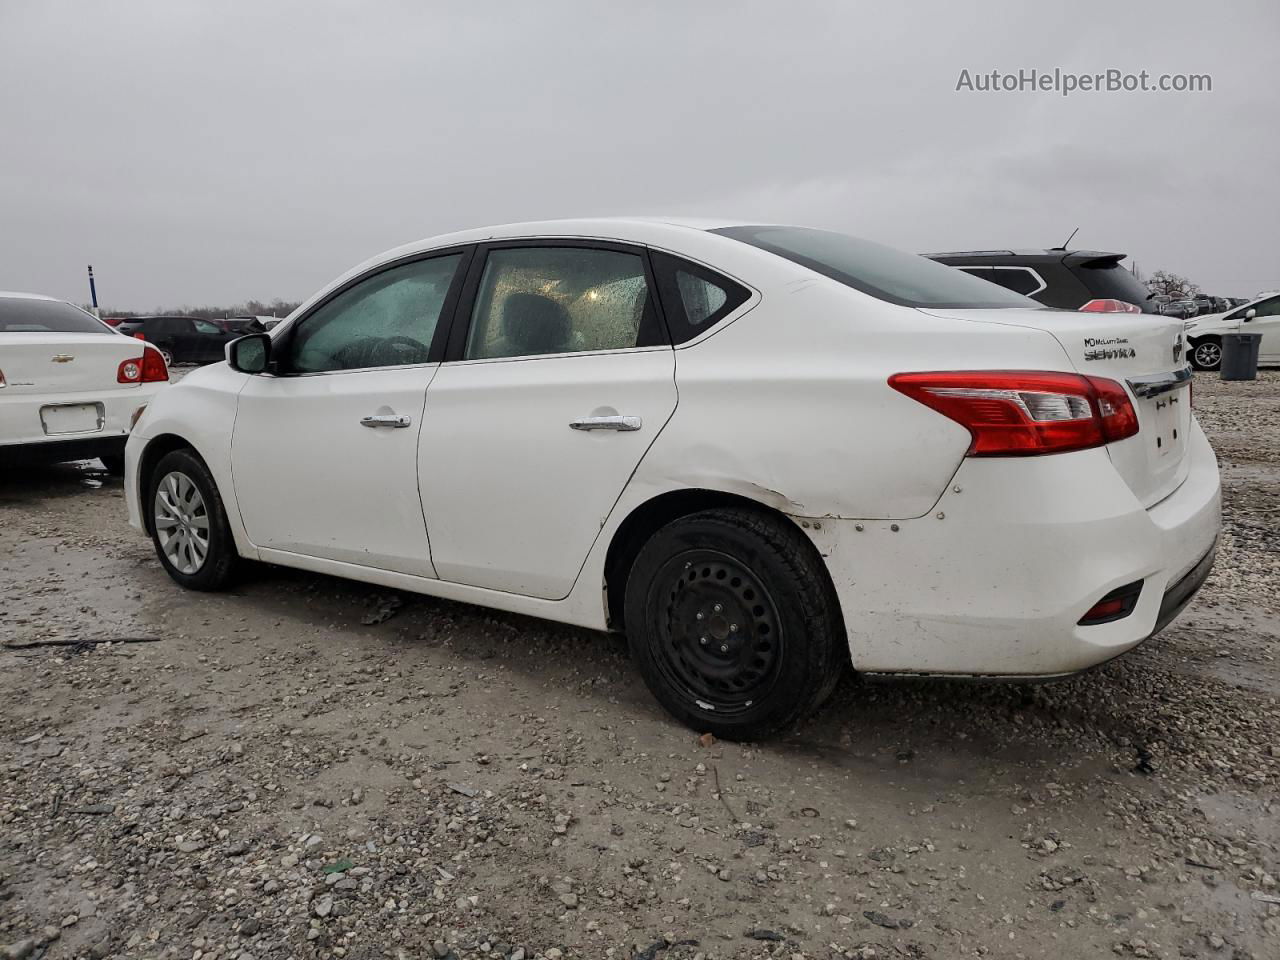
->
[87, 265, 101, 318]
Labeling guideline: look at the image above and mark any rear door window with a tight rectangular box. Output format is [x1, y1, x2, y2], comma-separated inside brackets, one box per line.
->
[462, 245, 664, 360]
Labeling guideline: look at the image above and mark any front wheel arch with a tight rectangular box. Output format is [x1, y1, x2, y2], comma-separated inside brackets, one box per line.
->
[137, 434, 206, 536]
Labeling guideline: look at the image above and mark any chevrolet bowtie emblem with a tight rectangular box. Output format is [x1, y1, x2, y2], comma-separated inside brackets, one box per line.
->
[51, 355, 75, 362]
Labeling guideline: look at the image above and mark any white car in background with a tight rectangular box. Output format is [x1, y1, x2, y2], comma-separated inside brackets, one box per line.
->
[1, 292, 169, 473]
[124, 219, 1220, 739]
[1184, 292, 1280, 370]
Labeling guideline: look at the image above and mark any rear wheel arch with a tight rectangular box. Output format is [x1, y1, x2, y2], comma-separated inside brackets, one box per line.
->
[602, 488, 841, 634]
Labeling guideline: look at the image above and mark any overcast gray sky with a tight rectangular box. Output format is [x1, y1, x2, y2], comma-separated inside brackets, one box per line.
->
[1, 0, 1276, 310]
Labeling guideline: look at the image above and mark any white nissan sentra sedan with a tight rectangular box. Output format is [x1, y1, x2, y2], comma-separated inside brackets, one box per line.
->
[1, 292, 169, 473]
[123, 219, 1220, 739]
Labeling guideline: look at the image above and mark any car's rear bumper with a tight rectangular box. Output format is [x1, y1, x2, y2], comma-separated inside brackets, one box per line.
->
[0, 384, 162, 461]
[801, 418, 1221, 677]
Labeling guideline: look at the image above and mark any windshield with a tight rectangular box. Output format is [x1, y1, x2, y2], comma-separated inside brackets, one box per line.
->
[712, 225, 1038, 309]
[0, 298, 112, 333]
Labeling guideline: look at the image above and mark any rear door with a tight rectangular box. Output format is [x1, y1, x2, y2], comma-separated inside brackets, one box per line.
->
[418, 240, 676, 600]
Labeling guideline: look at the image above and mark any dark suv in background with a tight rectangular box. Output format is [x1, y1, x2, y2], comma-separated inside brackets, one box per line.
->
[114, 315, 238, 365]
[923, 249, 1157, 314]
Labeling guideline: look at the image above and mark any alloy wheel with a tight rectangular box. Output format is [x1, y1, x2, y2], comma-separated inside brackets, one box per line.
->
[154, 470, 210, 574]
[1194, 342, 1221, 368]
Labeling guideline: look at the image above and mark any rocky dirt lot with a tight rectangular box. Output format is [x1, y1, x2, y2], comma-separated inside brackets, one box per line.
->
[2, 372, 1277, 960]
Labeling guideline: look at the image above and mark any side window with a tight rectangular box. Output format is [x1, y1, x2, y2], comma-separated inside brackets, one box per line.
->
[287, 254, 462, 373]
[1248, 296, 1280, 318]
[651, 252, 751, 344]
[463, 246, 661, 360]
[193, 319, 222, 334]
[988, 268, 1043, 296]
[156, 317, 187, 334]
[957, 266, 996, 284]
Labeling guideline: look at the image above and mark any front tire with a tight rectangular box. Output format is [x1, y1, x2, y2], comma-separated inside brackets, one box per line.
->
[147, 448, 239, 590]
[1189, 337, 1222, 371]
[624, 508, 845, 741]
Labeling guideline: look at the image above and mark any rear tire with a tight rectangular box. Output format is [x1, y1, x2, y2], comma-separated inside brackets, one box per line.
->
[147, 448, 239, 590]
[1189, 337, 1222, 371]
[624, 508, 845, 741]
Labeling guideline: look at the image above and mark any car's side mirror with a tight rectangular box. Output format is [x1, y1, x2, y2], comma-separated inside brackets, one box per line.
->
[227, 333, 272, 374]
[1244, 308, 1257, 322]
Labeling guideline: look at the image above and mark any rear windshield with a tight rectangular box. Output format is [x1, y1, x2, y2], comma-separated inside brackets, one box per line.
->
[0, 298, 112, 333]
[712, 226, 1038, 309]
[1070, 260, 1158, 313]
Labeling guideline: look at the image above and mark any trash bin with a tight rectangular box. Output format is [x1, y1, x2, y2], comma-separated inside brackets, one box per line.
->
[1220, 333, 1261, 381]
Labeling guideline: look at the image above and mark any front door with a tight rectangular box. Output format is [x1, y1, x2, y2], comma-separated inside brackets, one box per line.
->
[419, 242, 677, 600]
[231, 251, 467, 576]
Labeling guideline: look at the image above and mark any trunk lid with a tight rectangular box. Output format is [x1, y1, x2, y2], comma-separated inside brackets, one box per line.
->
[0, 332, 148, 395]
[919, 307, 1193, 507]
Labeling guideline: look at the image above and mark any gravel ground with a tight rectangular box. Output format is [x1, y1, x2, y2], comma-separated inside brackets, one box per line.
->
[1, 371, 1277, 960]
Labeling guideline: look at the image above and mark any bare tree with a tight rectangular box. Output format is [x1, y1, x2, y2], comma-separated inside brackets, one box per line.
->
[1146, 270, 1200, 300]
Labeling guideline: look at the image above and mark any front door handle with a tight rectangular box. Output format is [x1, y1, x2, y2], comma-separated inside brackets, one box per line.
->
[569, 415, 642, 432]
[360, 414, 412, 429]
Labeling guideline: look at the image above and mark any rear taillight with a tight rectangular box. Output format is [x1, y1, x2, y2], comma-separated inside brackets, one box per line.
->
[133, 331, 146, 341]
[140, 348, 169, 382]
[1079, 299, 1142, 314]
[888, 371, 1139, 456]
[117, 349, 170, 384]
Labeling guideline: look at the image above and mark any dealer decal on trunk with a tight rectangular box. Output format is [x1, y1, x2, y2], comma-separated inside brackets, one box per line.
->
[1083, 336, 1135, 361]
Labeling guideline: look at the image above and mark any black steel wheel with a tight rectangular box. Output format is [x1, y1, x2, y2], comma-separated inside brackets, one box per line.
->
[653, 549, 784, 716]
[625, 508, 845, 740]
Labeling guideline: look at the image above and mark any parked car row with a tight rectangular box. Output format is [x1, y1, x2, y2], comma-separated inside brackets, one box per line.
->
[110, 218, 1219, 739]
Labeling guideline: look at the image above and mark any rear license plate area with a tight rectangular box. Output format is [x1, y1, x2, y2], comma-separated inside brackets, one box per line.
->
[1150, 391, 1188, 458]
[40, 402, 105, 436]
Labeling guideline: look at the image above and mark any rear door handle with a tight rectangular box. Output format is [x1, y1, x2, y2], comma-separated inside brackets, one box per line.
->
[361, 414, 412, 428]
[569, 415, 642, 432]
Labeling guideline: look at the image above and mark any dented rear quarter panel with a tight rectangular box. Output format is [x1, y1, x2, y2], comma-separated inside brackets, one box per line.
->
[633, 278, 1077, 520]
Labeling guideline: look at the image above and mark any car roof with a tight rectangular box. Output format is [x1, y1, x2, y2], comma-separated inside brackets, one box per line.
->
[0, 290, 61, 302]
